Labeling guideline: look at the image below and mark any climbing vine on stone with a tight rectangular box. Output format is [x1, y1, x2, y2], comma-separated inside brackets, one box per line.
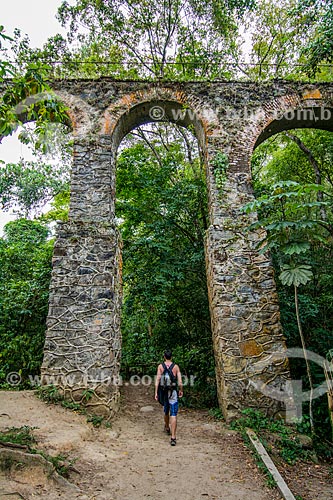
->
[212, 152, 229, 190]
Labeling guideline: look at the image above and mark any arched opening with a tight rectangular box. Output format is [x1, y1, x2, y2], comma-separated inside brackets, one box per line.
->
[110, 100, 206, 152]
[254, 106, 333, 148]
[111, 100, 216, 407]
[251, 106, 333, 438]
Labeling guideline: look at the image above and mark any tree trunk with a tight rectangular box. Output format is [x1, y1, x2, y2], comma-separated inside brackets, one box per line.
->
[324, 358, 333, 440]
[284, 132, 327, 222]
[294, 284, 314, 433]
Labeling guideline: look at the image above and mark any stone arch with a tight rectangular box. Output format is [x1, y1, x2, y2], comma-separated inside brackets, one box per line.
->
[8, 89, 100, 139]
[102, 92, 292, 421]
[252, 89, 333, 151]
[101, 86, 220, 150]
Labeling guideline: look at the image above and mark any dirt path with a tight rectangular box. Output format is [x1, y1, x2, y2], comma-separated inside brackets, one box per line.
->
[0, 386, 287, 499]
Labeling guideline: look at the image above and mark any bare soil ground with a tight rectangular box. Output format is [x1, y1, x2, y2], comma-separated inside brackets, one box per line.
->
[0, 386, 331, 500]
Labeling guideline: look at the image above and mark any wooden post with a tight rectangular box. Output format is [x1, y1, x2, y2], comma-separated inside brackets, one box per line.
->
[324, 359, 333, 440]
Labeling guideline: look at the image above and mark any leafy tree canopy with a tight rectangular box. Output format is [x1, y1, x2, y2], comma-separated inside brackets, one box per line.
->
[54, 0, 255, 78]
[297, 0, 333, 75]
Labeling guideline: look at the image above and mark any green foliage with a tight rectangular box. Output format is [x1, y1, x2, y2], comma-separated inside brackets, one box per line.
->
[61, 400, 83, 411]
[0, 425, 76, 478]
[36, 384, 64, 404]
[208, 407, 224, 420]
[252, 130, 333, 187]
[212, 152, 228, 190]
[86, 414, 104, 427]
[0, 219, 53, 387]
[4, 0, 333, 82]
[239, 0, 333, 81]
[41, 190, 70, 223]
[81, 388, 95, 402]
[242, 180, 330, 270]
[36, 450, 77, 478]
[0, 26, 14, 79]
[230, 409, 313, 464]
[297, 0, 333, 76]
[244, 0, 307, 80]
[0, 3, 332, 457]
[0, 425, 37, 447]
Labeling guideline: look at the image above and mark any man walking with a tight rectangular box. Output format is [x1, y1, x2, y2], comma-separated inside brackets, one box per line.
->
[155, 349, 183, 446]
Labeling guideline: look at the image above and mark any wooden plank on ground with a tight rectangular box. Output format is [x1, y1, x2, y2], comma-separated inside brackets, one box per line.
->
[246, 428, 296, 500]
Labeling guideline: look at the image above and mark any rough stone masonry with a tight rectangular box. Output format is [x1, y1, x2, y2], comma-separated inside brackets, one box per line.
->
[37, 79, 333, 420]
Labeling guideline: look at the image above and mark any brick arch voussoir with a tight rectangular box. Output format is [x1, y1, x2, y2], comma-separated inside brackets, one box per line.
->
[238, 93, 302, 159]
[249, 89, 333, 154]
[101, 87, 220, 147]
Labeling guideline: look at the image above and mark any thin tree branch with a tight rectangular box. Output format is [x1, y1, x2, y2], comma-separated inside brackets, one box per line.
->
[284, 131, 327, 221]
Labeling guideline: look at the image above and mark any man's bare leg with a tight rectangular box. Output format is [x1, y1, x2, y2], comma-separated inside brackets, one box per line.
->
[170, 415, 177, 439]
[164, 413, 170, 432]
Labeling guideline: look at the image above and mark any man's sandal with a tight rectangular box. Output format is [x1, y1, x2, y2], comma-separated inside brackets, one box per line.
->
[164, 426, 171, 435]
[170, 438, 176, 446]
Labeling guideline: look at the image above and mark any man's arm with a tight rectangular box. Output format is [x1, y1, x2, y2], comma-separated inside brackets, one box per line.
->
[155, 364, 163, 400]
[176, 365, 183, 398]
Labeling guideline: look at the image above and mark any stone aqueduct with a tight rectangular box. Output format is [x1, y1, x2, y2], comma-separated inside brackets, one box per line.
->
[36, 79, 333, 421]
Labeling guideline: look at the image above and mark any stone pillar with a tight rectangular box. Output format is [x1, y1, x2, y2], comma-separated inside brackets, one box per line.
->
[69, 135, 116, 222]
[205, 137, 290, 421]
[41, 135, 122, 417]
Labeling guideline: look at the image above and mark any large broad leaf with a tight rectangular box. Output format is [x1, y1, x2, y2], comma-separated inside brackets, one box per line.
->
[265, 221, 296, 231]
[281, 242, 310, 255]
[272, 180, 299, 189]
[241, 198, 270, 213]
[270, 191, 299, 200]
[279, 264, 313, 287]
[297, 201, 329, 209]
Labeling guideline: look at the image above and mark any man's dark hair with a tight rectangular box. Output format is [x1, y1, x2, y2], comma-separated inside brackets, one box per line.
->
[164, 349, 172, 360]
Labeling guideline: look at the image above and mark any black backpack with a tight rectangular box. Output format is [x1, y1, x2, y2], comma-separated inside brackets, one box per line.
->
[157, 362, 177, 405]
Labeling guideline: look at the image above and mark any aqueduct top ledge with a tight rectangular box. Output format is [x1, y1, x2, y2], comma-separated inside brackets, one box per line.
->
[48, 79, 333, 153]
[2, 78, 332, 160]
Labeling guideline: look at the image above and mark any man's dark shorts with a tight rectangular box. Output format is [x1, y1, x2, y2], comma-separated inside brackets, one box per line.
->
[164, 399, 179, 417]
